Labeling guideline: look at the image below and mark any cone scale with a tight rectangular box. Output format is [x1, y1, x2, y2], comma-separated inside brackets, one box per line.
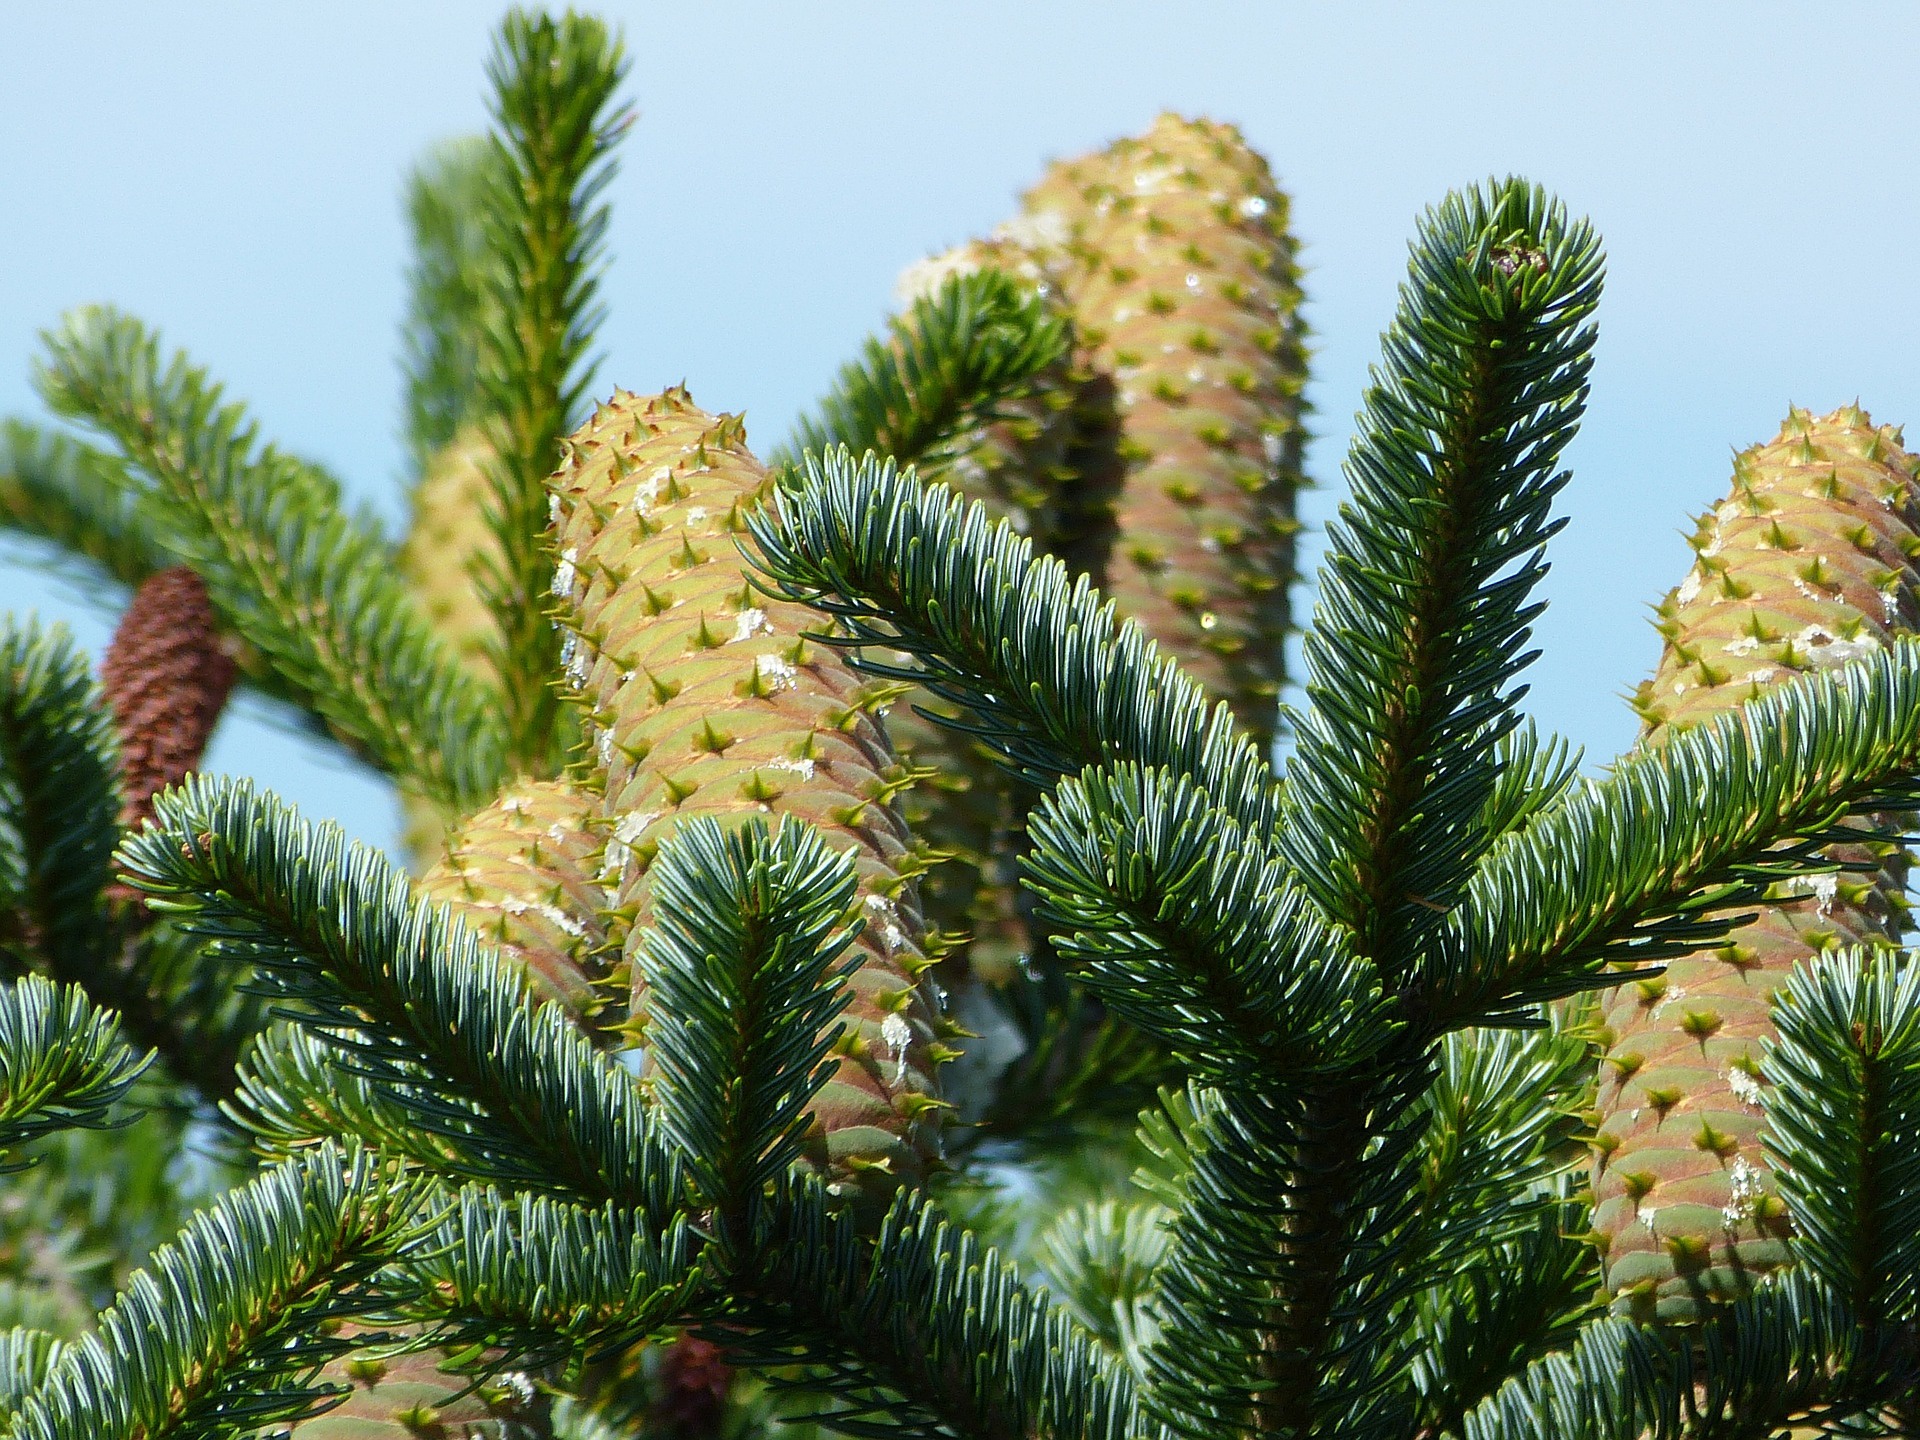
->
[549, 388, 946, 1193]
[1593, 406, 1920, 1321]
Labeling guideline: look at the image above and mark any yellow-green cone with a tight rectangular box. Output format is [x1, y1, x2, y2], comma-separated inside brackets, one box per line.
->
[1016, 113, 1306, 749]
[399, 427, 506, 866]
[402, 427, 504, 679]
[1593, 405, 1920, 1322]
[416, 778, 614, 1026]
[550, 388, 948, 1193]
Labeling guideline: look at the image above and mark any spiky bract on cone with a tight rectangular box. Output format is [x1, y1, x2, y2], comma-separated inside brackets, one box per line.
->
[416, 778, 612, 1026]
[401, 427, 503, 681]
[1593, 405, 1920, 1322]
[99, 566, 236, 831]
[549, 388, 946, 1192]
[295, 1333, 546, 1440]
[1015, 112, 1306, 748]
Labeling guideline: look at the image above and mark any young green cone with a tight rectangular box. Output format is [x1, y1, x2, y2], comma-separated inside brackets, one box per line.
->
[550, 388, 947, 1193]
[1593, 405, 1920, 1321]
[1016, 112, 1306, 749]
[401, 427, 504, 682]
[398, 427, 506, 866]
[416, 778, 612, 1027]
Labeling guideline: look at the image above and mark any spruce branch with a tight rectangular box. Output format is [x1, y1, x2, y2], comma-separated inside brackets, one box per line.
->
[1394, 1017, 1593, 1286]
[1764, 947, 1920, 1332]
[639, 816, 861, 1222]
[401, 135, 505, 473]
[6, 1145, 427, 1440]
[0, 975, 147, 1164]
[776, 268, 1071, 481]
[234, 1022, 479, 1175]
[1036, 1199, 1170, 1371]
[749, 448, 1280, 831]
[1283, 177, 1601, 972]
[35, 306, 507, 811]
[722, 1175, 1142, 1440]
[1023, 761, 1388, 1081]
[0, 420, 162, 596]
[474, 8, 631, 771]
[1443, 639, 1920, 1025]
[118, 775, 675, 1215]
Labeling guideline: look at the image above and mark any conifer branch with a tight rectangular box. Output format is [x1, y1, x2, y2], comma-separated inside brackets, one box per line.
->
[0, 623, 235, 1095]
[401, 136, 504, 474]
[1283, 178, 1601, 974]
[0, 421, 162, 595]
[1023, 762, 1387, 1080]
[6, 1145, 426, 1440]
[0, 622, 121, 985]
[1444, 639, 1920, 1026]
[639, 817, 861, 1222]
[1404, 1212, 1597, 1440]
[1139, 1080, 1428, 1440]
[35, 307, 507, 811]
[407, 1186, 700, 1375]
[1765, 947, 1920, 1332]
[0, 976, 146, 1165]
[1457, 1272, 1894, 1440]
[0, 1328, 64, 1428]
[474, 9, 631, 772]
[749, 449, 1280, 831]
[723, 1176, 1143, 1440]
[776, 268, 1070, 481]
[118, 776, 675, 1216]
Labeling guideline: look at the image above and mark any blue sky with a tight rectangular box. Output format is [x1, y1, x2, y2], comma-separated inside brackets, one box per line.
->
[6, 2, 1920, 850]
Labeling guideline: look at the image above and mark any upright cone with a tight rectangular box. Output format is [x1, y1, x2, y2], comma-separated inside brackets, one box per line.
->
[549, 389, 947, 1194]
[401, 427, 505, 681]
[1016, 113, 1306, 749]
[1593, 405, 1920, 1321]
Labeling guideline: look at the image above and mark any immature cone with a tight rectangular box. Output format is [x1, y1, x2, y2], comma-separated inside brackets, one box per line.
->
[99, 566, 237, 830]
[416, 779, 613, 1027]
[550, 388, 947, 1193]
[1015, 113, 1307, 749]
[401, 427, 504, 679]
[399, 429, 505, 867]
[1592, 405, 1920, 1322]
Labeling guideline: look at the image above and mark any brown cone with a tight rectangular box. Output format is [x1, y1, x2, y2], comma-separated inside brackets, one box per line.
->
[99, 567, 237, 830]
